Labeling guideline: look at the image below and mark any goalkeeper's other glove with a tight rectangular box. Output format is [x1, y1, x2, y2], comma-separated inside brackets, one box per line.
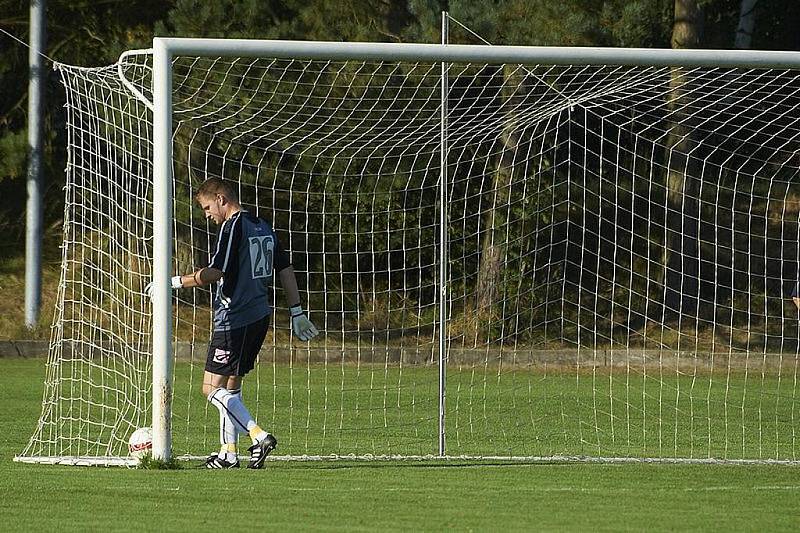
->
[290, 305, 319, 341]
[144, 276, 183, 300]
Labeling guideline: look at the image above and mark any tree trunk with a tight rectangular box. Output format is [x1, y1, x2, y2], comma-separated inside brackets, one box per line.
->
[476, 65, 522, 320]
[734, 0, 758, 49]
[671, 0, 704, 49]
[661, 0, 704, 321]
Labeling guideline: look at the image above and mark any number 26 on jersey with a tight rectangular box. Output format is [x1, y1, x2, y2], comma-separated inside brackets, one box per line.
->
[249, 235, 274, 279]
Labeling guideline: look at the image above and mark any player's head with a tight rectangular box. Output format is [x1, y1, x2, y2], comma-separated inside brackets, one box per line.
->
[195, 177, 240, 225]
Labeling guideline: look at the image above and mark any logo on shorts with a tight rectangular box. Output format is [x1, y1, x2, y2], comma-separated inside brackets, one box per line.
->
[213, 348, 231, 364]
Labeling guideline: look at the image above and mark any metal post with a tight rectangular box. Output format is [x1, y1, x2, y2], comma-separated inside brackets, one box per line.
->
[438, 11, 449, 457]
[25, 0, 46, 329]
[151, 38, 173, 461]
[154, 38, 800, 69]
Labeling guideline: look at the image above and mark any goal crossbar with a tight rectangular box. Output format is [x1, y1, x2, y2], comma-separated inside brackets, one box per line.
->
[154, 38, 800, 69]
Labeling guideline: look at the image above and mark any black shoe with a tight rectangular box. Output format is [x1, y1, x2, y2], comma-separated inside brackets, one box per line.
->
[205, 453, 240, 469]
[247, 434, 277, 469]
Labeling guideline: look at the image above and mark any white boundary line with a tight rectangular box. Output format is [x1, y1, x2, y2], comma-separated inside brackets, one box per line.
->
[15, 454, 800, 467]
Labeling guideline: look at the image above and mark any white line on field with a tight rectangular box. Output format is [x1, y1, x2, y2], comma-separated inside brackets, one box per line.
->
[684, 485, 800, 492]
[275, 485, 800, 493]
[107, 485, 799, 494]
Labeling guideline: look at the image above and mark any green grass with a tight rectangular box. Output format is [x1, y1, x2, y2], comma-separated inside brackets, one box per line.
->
[29, 355, 800, 461]
[0, 250, 60, 340]
[3, 357, 800, 531]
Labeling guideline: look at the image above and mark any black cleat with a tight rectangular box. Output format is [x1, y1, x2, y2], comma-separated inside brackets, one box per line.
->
[204, 453, 240, 469]
[247, 434, 277, 469]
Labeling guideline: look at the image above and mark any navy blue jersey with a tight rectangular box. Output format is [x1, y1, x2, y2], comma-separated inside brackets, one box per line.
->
[208, 210, 291, 331]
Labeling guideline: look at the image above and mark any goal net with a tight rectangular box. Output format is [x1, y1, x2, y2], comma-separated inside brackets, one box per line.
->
[19, 41, 800, 465]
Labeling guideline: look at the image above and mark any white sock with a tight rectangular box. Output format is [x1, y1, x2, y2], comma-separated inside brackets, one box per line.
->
[208, 387, 248, 460]
[208, 387, 259, 434]
[218, 443, 237, 462]
[209, 388, 242, 461]
[217, 409, 238, 461]
[232, 389, 268, 443]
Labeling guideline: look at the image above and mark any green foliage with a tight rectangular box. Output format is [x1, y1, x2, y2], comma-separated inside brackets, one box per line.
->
[407, 0, 675, 47]
[1, 0, 798, 195]
[156, 0, 293, 40]
[3, 0, 800, 345]
[411, 0, 797, 50]
[0, 128, 26, 180]
[157, 0, 412, 42]
[0, 0, 174, 249]
[601, 0, 674, 47]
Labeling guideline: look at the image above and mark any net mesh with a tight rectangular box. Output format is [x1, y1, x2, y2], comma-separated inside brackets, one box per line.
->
[20, 48, 800, 463]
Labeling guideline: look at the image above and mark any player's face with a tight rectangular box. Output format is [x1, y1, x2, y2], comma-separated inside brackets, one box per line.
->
[198, 194, 225, 225]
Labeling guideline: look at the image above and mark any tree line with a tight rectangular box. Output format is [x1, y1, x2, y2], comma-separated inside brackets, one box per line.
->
[3, 0, 800, 347]
[2, 0, 798, 243]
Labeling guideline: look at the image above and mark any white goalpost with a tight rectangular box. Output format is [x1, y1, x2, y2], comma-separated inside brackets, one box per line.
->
[17, 37, 800, 465]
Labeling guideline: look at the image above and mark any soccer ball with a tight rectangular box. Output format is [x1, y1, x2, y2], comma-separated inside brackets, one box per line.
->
[128, 427, 153, 460]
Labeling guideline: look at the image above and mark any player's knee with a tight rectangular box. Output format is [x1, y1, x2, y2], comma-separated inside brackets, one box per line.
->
[203, 383, 218, 399]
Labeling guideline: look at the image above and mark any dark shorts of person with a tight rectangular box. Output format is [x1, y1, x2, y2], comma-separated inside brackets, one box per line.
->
[205, 315, 271, 377]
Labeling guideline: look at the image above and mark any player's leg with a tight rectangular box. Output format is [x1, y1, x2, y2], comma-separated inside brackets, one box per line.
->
[233, 316, 278, 469]
[201, 372, 239, 468]
[204, 316, 276, 469]
[215, 374, 277, 467]
[207, 374, 268, 443]
[221, 377, 245, 462]
[203, 329, 244, 468]
[223, 375, 267, 441]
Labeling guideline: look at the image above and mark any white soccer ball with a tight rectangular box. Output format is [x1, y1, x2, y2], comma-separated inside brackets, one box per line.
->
[128, 427, 153, 460]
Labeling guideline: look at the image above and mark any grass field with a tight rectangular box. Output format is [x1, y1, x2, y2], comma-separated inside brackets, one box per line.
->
[3, 357, 800, 531]
[24, 352, 800, 461]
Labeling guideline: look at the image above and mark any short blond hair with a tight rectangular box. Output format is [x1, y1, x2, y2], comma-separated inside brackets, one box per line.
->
[195, 177, 238, 202]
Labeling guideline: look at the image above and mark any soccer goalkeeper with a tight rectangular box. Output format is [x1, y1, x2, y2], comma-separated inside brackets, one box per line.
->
[147, 177, 319, 468]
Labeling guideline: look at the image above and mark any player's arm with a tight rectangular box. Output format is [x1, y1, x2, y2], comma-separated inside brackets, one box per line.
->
[277, 265, 319, 341]
[278, 265, 301, 309]
[145, 218, 233, 298]
[272, 231, 319, 342]
[175, 267, 223, 288]
[144, 267, 222, 298]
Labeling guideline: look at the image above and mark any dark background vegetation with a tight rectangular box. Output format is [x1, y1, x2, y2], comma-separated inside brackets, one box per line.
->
[1, 0, 800, 342]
